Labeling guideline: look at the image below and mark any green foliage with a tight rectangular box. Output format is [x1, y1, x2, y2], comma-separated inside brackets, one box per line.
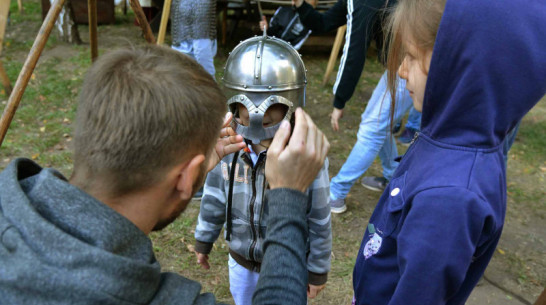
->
[513, 120, 546, 165]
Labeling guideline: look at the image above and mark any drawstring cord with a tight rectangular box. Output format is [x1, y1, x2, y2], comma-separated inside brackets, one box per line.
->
[226, 150, 240, 241]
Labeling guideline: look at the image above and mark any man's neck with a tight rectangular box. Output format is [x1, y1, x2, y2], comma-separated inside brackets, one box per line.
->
[69, 174, 167, 235]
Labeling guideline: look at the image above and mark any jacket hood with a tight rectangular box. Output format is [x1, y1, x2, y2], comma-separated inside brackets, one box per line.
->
[422, 0, 546, 148]
[0, 159, 163, 303]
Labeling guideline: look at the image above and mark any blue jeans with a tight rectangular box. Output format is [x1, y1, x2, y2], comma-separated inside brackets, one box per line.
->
[330, 71, 413, 201]
[404, 107, 422, 131]
[228, 255, 260, 305]
[172, 39, 217, 77]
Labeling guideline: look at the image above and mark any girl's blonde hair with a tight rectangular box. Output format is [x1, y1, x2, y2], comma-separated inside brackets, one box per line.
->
[384, 0, 446, 129]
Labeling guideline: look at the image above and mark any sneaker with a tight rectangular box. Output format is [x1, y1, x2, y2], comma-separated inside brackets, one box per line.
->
[397, 127, 418, 146]
[361, 177, 389, 192]
[192, 187, 204, 201]
[330, 197, 347, 214]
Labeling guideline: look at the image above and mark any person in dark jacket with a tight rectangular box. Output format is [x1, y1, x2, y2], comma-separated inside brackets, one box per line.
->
[0, 45, 330, 305]
[352, 0, 546, 304]
[294, 0, 390, 117]
[294, 0, 416, 213]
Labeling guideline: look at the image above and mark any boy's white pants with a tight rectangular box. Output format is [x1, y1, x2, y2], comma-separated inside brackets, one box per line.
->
[228, 254, 260, 305]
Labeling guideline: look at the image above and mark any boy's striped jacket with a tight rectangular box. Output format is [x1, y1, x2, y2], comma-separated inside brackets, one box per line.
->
[194, 151, 332, 285]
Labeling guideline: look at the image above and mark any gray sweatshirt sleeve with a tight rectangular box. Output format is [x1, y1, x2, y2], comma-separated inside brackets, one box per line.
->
[306, 158, 332, 285]
[194, 161, 227, 254]
[252, 188, 310, 305]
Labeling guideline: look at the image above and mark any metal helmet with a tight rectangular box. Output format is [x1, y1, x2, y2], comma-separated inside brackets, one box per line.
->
[223, 35, 307, 144]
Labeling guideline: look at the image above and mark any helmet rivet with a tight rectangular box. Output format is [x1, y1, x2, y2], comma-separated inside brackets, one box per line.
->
[268, 85, 272, 89]
[240, 96, 244, 101]
[255, 75, 259, 79]
[244, 85, 247, 89]
[270, 97, 274, 101]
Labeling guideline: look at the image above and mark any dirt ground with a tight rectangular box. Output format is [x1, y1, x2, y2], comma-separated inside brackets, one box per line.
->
[1, 3, 544, 304]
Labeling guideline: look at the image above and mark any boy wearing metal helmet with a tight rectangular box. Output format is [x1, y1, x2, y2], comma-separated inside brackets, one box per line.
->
[193, 35, 332, 304]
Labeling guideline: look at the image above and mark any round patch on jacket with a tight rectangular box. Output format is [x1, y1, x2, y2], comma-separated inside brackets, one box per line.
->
[363, 231, 382, 260]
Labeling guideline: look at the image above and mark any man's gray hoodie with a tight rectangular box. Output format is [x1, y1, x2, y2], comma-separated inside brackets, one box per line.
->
[0, 158, 310, 304]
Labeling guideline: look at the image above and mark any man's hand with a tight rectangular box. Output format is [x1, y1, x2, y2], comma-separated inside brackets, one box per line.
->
[330, 108, 344, 131]
[207, 113, 246, 172]
[292, 0, 304, 8]
[307, 283, 326, 299]
[259, 16, 268, 31]
[265, 108, 330, 193]
[195, 252, 210, 269]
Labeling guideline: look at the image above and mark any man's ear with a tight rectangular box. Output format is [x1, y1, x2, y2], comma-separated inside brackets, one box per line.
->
[176, 154, 206, 200]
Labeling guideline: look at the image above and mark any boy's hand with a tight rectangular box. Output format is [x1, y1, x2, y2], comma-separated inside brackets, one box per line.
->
[307, 283, 326, 298]
[195, 252, 210, 269]
[207, 112, 246, 173]
[259, 16, 268, 31]
[266, 108, 330, 192]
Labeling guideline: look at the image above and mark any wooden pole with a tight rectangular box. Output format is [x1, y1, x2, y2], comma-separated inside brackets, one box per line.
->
[0, 0, 66, 147]
[0, 62, 12, 95]
[156, 0, 171, 45]
[0, 0, 9, 54]
[87, 0, 99, 62]
[129, 0, 156, 44]
[0, 0, 11, 94]
[88, 0, 98, 61]
[322, 25, 346, 86]
[18, 0, 24, 14]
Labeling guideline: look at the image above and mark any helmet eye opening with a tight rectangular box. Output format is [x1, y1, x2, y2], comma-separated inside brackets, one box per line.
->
[230, 102, 249, 126]
[263, 104, 289, 127]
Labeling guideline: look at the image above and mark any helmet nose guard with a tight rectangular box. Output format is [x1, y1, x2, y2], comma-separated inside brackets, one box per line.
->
[223, 35, 307, 144]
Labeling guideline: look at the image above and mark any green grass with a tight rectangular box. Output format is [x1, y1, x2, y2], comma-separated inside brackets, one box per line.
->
[512, 120, 546, 166]
[0, 2, 91, 174]
[9, 0, 42, 23]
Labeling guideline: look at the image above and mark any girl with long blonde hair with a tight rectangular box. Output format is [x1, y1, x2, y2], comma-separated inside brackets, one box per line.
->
[352, 0, 546, 304]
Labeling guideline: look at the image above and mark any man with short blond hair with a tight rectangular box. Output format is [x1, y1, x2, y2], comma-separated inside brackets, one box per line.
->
[0, 45, 329, 304]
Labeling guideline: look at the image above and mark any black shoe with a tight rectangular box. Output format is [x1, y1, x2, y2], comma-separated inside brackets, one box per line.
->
[393, 122, 402, 134]
[329, 197, 347, 214]
[361, 176, 389, 192]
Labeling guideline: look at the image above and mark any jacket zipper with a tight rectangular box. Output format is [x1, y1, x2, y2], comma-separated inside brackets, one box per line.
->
[248, 152, 266, 261]
[409, 131, 420, 146]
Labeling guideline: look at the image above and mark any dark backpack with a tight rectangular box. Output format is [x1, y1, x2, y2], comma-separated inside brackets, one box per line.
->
[268, 7, 311, 50]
